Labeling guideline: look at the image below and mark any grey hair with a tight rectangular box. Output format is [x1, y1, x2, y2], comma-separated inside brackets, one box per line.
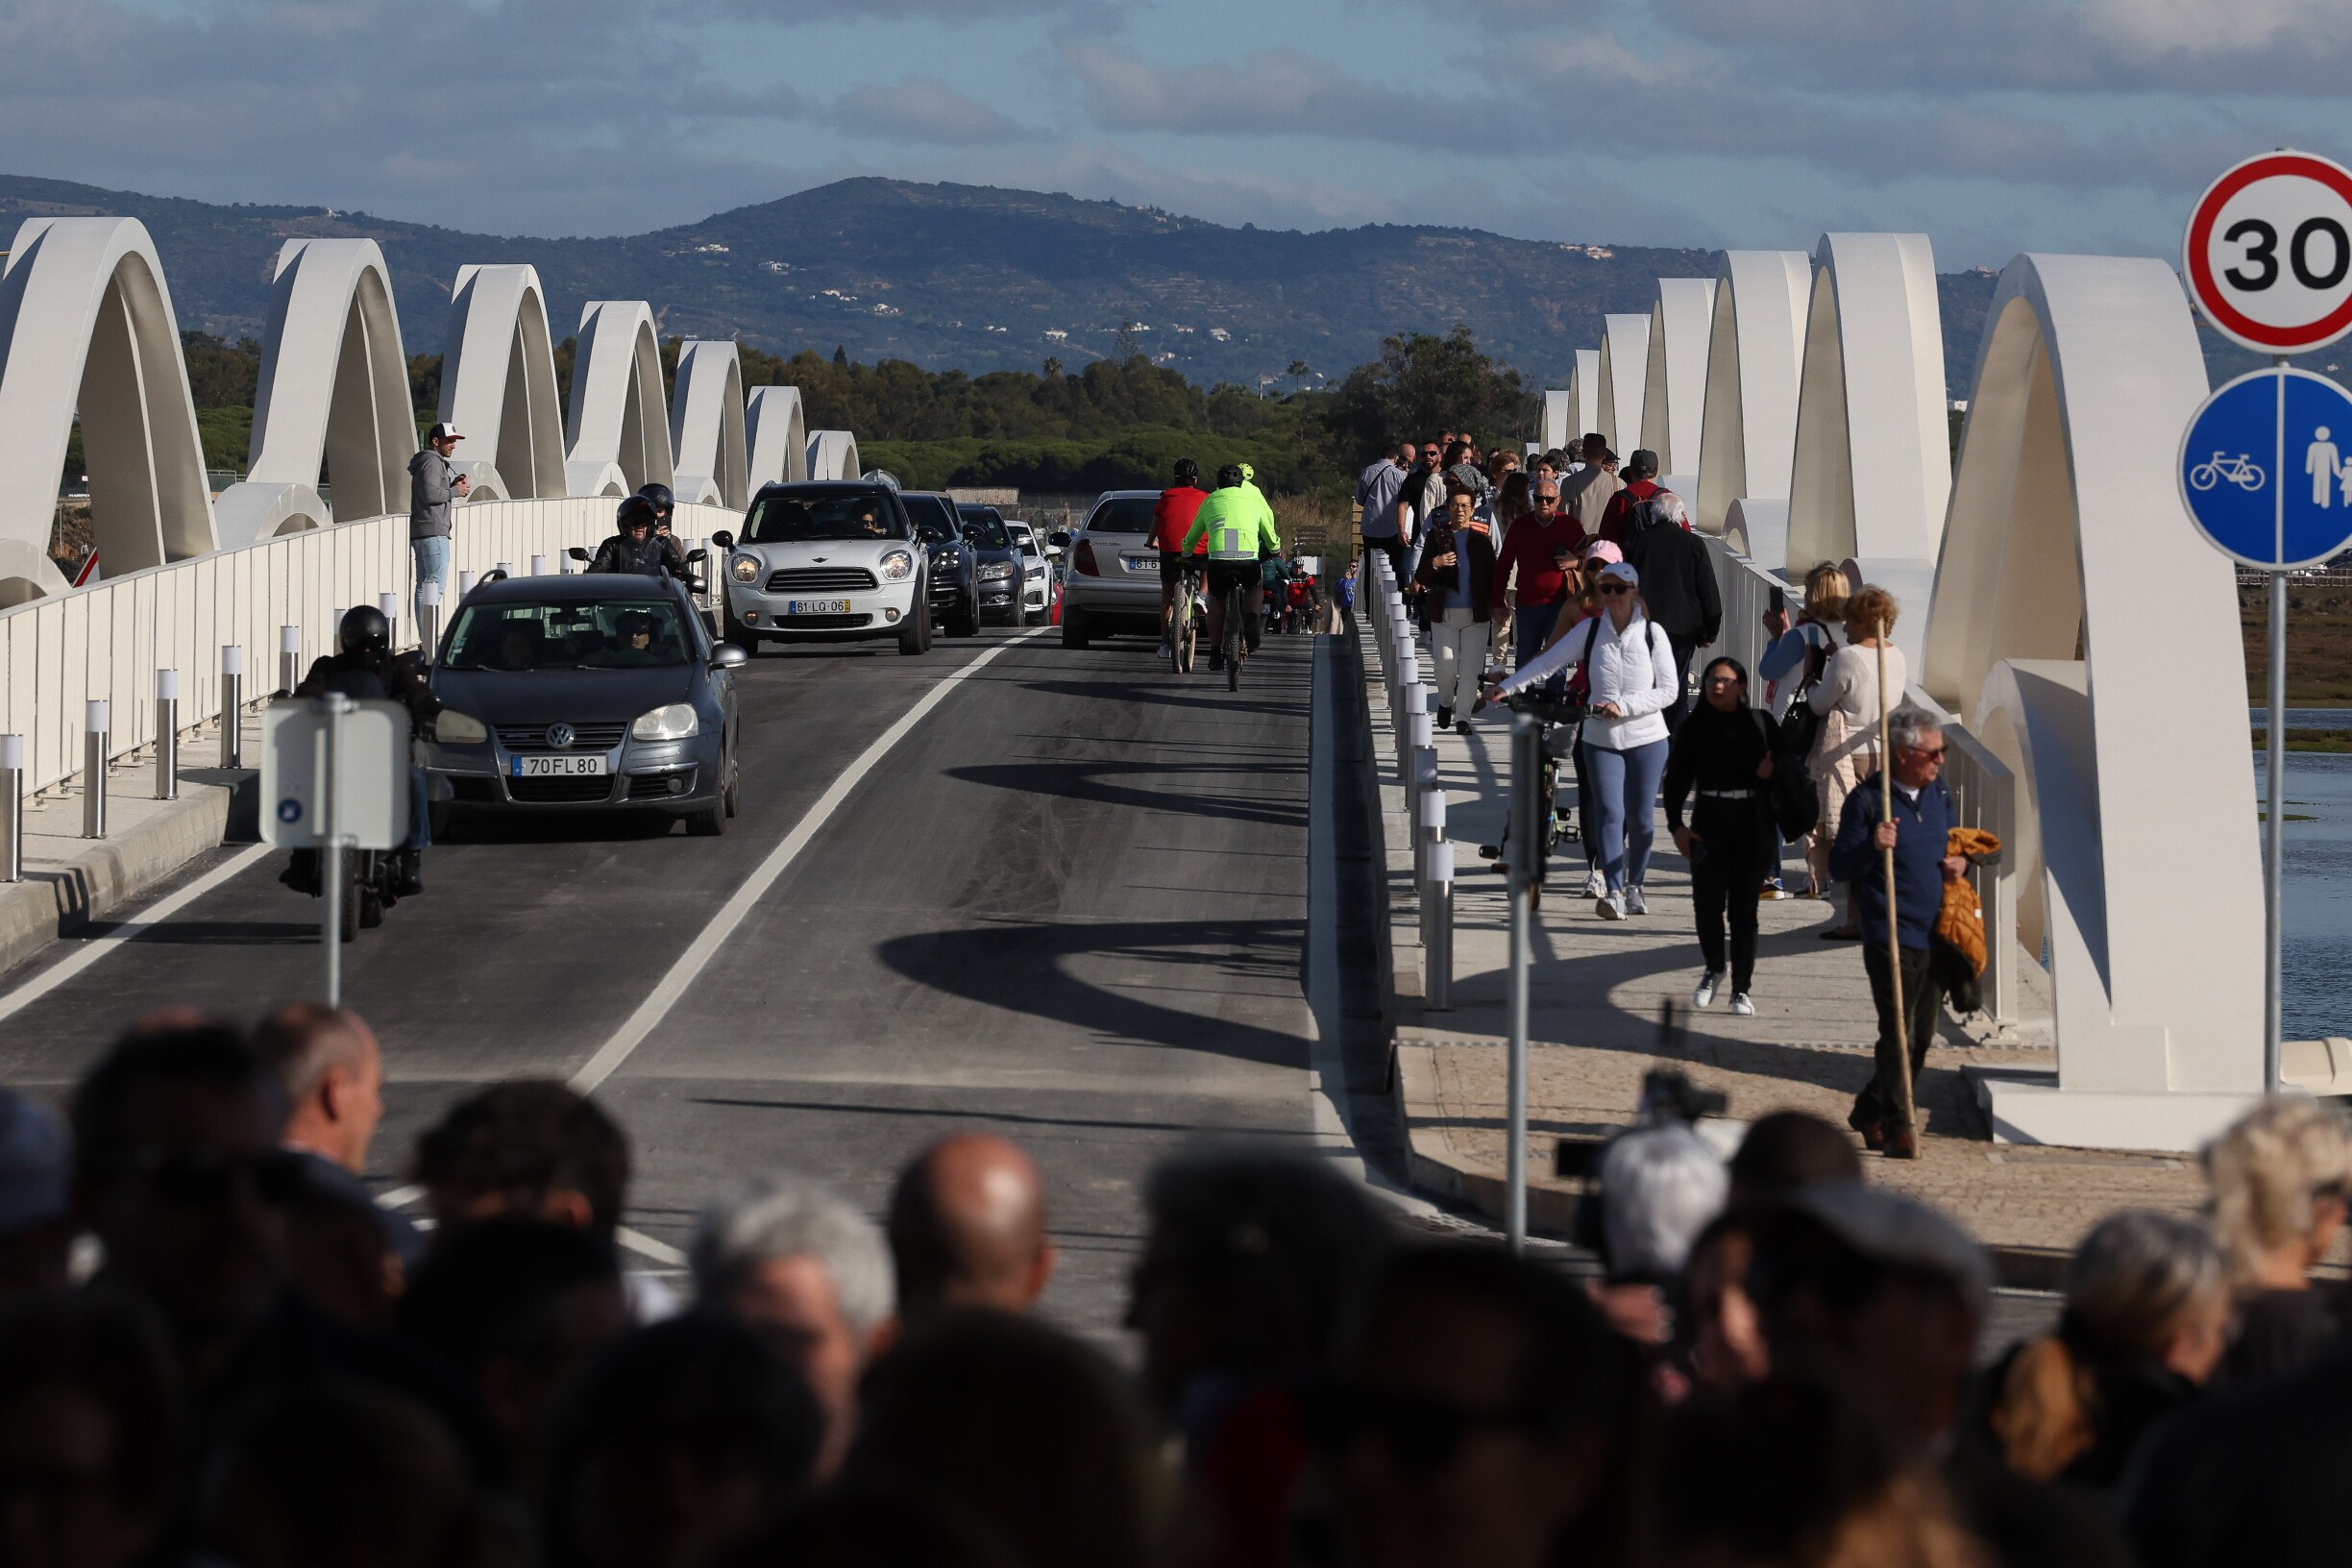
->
[1655, 490, 1689, 526]
[2202, 1095, 2352, 1282]
[2067, 1209, 2227, 1357]
[691, 1172, 896, 1336]
[1599, 1122, 1727, 1280]
[1885, 705, 1943, 754]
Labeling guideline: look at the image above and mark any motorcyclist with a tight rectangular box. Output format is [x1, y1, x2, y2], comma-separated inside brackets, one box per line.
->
[282, 604, 441, 897]
[1181, 462, 1281, 671]
[587, 495, 672, 577]
[638, 482, 687, 575]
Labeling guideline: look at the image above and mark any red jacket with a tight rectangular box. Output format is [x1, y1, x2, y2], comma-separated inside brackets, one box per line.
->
[1598, 479, 1682, 545]
[1496, 512, 1586, 606]
[1152, 485, 1209, 552]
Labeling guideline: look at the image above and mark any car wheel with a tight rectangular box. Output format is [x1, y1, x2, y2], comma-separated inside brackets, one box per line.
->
[948, 588, 981, 638]
[1061, 604, 1089, 649]
[898, 605, 931, 655]
[723, 742, 741, 818]
[339, 865, 363, 943]
[722, 598, 759, 653]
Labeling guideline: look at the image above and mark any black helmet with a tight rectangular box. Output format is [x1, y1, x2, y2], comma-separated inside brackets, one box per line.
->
[338, 604, 390, 655]
[1215, 463, 1244, 489]
[636, 481, 675, 516]
[1173, 457, 1200, 486]
[617, 495, 658, 531]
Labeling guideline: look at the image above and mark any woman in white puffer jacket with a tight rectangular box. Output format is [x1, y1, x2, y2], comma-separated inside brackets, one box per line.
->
[1487, 560, 1681, 919]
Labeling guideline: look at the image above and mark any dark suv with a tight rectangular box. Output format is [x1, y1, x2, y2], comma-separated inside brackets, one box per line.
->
[956, 504, 1024, 625]
[900, 492, 982, 636]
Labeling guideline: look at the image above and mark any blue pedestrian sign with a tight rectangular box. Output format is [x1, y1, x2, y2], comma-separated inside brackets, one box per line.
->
[2179, 366, 2352, 569]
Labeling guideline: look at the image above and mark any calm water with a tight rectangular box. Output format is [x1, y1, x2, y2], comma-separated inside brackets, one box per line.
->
[2259, 750, 2352, 1040]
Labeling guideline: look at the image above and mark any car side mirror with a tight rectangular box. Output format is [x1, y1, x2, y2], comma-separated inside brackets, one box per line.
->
[711, 529, 735, 550]
[687, 576, 708, 594]
[686, 549, 708, 564]
[1049, 530, 1071, 548]
[566, 547, 591, 562]
[712, 644, 749, 669]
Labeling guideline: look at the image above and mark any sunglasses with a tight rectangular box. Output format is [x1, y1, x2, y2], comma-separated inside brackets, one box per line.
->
[1600, 582, 1633, 595]
[1299, 1384, 1545, 1473]
[1533, 495, 1559, 503]
[130, 1145, 306, 1208]
[1905, 745, 1948, 760]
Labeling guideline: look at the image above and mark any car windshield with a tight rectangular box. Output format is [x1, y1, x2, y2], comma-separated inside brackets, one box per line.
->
[1086, 497, 1158, 534]
[744, 488, 902, 542]
[904, 496, 960, 545]
[959, 509, 1012, 550]
[444, 599, 693, 671]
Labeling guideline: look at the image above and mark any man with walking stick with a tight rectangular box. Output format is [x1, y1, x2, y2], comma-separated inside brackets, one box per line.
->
[1828, 700, 1966, 1160]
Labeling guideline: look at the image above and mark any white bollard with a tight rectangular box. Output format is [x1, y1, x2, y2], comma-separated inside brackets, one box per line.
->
[1426, 838, 1456, 1010]
[0, 734, 20, 882]
[279, 625, 302, 696]
[459, 569, 479, 599]
[378, 592, 400, 651]
[83, 700, 109, 839]
[420, 579, 444, 659]
[220, 647, 244, 768]
[496, 561, 514, 579]
[530, 554, 549, 577]
[154, 669, 179, 800]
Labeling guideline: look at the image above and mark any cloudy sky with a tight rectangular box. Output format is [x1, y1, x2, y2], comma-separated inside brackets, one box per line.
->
[2, 0, 2343, 268]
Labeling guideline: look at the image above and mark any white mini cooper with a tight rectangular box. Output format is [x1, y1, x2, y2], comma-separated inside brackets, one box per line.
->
[717, 481, 933, 655]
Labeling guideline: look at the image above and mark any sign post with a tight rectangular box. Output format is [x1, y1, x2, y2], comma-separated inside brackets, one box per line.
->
[260, 698, 409, 1005]
[2181, 150, 2352, 1090]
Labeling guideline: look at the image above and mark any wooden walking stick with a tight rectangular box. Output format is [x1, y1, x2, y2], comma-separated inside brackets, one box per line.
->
[1876, 614, 1916, 1147]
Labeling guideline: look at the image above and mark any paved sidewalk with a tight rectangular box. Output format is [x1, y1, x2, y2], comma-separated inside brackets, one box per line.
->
[1359, 624, 2212, 1273]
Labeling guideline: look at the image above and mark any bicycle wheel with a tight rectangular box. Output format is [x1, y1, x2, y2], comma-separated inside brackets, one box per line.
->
[1225, 585, 1243, 692]
[2189, 462, 2219, 491]
[1178, 582, 1196, 672]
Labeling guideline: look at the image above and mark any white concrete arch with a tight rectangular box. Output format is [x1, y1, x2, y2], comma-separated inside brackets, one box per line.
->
[1595, 315, 1650, 455]
[1926, 253, 2259, 1150]
[564, 301, 673, 500]
[1541, 389, 1570, 453]
[1786, 234, 1949, 625]
[439, 264, 566, 500]
[1723, 499, 1788, 566]
[1564, 349, 1601, 448]
[215, 238, 414, 549]
[807, 429, 861, 481]
[746, 385, 808, 490]
[0, 216, 216, 593]
[1639, 278, 1716, 479]
[1695, 251, 1811, 536]
[670, 340, 748, 509]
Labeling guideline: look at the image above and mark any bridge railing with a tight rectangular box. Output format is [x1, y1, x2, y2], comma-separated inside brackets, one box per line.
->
[0, 500, 742, 801]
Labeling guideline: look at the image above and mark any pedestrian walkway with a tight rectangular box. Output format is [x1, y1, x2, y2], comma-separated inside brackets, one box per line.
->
[1354, 606, 2215, 1270]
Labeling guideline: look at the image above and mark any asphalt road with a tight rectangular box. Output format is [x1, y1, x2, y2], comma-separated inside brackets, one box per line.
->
[0, 622, 1354, 1341]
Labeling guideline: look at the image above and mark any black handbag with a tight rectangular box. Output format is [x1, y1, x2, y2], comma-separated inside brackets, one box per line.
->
[1751, 711, 1820, 841]
[1776, 638, 1828, 763]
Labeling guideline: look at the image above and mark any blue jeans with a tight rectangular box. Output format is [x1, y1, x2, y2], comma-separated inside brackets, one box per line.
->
[406, 765, 431, 849]
[411, 536, 451, 643]
[1514, 602, 1567, 697]
[1584, 738, 1669, 893]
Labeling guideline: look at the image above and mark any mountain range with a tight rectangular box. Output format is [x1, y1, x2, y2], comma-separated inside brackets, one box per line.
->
[0, 173, 2265, 398]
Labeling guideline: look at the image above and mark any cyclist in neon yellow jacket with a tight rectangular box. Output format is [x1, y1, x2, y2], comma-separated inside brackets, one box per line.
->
[1183, 462, 1282, 669]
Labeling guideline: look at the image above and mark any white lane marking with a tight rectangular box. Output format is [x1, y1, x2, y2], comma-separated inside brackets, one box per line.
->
[378, 1183, 425, 1210]
[569, 632, 1043, 1094]
[1308, 631, 1438, 1218]
[617, 1225, 688, 1266]
[0, 843, 277, 1025]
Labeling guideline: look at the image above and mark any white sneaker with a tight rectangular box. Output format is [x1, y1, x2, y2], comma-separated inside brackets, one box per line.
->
[1581, 866, 1606, 899]
[1624, 886, 1649, 916]
[1596, 891, 1625, 920]
[1157, 637, 1172, 659]
[1693, 970, 1722, 1010]
[1729, 992, 1756, 1017]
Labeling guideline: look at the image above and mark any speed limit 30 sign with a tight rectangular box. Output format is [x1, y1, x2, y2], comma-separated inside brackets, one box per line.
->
[2185, 151, 2352, 355]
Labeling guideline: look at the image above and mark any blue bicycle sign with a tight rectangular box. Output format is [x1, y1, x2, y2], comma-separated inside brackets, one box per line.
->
[2178, 366, 2352, 569]
[2187, 452, 2268, 492]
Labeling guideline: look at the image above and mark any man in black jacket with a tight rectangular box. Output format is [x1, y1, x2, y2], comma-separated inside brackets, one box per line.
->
[587, 497, 671, 577]
[1621, 486, 1720, 729]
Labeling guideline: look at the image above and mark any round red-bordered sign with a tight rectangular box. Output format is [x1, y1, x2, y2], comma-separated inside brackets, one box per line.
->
[2184, 151, 2352, 355]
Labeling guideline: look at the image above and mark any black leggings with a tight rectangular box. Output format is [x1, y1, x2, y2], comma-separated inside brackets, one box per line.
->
[1689, 804, 1775, 991]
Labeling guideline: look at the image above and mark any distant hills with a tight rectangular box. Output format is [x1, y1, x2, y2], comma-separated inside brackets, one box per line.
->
[0, 173, 2266, 396]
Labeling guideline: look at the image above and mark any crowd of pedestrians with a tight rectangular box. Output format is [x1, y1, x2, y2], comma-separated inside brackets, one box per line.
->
[5, 1003, 2346, 1568]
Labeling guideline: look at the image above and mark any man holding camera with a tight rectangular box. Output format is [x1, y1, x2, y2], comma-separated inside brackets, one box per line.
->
[408, 422, 470, 632]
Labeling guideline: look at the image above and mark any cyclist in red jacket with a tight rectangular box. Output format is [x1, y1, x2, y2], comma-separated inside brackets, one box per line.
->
[1153, 457, 1209, 658]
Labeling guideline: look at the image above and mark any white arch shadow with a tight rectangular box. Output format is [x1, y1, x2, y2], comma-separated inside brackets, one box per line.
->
[1926, 253, 2261, 1149]
[807, 430, 861, 481]
[215, 239, 413, 548]
[1640, 278, 1716, 482]
[1564, 349, 1601, 448]
[0, 216, 216, 592]
[670, 340, 748, 509]
[564, 301, 674, 500]
[1595, 315, 1650, 455]
[1696, 251, 1810, 537]
[439, 264, 566, 501]
[1786, 233, 1949, 654]
[746, 385, 808, 490]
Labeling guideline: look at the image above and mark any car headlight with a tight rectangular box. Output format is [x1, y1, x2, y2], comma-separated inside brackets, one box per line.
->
[630, 703, 699, 741]
[730, 553, 760, 583]
[434, 709, 488, 745]
[878, 549, 915, 581]
[980, 561, 1015, 581]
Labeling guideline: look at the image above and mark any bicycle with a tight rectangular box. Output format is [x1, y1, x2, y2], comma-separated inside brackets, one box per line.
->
[1169, 562, 1203, 673]
[2189, 451, 2267, 492]
[1477, 692, 1585, 898]
[1222, 577, 1248, 691]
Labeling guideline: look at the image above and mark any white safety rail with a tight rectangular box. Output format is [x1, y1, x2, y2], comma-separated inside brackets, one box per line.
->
[1697, 533, 1788, 698]
[0, 500, 741, 799]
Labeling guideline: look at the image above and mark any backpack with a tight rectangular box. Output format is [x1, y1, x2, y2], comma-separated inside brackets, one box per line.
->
[1774, 631, 1831, 765]
[1751, 710, 1821, 841]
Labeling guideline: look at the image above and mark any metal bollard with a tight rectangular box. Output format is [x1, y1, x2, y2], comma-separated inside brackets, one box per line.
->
[530, 553, 549, 577]
[1426, 828, 1455, 1011]
[1409, 736, 1435, 885]
[0, 734, 20, 882]
[279, 625, 302, 696]
[154, 669, 179, 800]
[83, 700, 109, 839]
[459, 569, 478, 600]
[220, 647, 244, 768]
[420, 579, 443, 660]
[378, 592, 400, 651]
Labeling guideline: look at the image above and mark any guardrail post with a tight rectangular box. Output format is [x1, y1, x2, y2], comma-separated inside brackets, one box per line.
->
[0, 735, 21, 882]
[420, 580, 443, 661]
[154, 670, 179, 800]
[220, 648, 244, 768]
[82, 701, 109, 840]
[280, 625, 302, 697]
